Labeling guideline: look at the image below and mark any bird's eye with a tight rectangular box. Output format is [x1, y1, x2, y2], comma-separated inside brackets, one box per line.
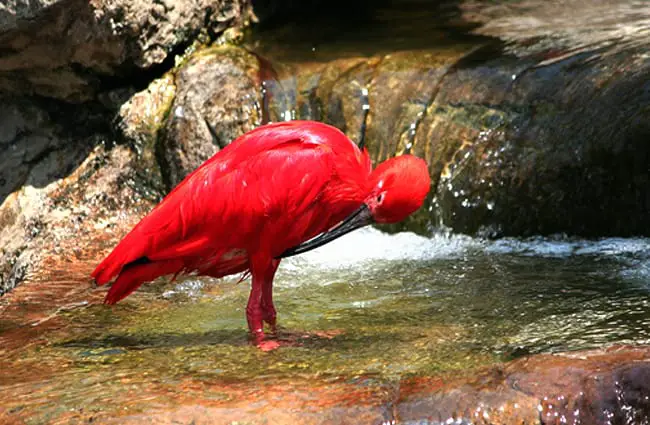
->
[377, 193, 385, 203]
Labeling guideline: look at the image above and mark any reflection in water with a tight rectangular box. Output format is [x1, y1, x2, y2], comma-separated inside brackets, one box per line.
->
[462, 0, 650, 55]
[2, 228, 650, 422]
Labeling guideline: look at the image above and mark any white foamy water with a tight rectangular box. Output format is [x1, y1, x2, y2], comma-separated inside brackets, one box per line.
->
[169, 229, 650, 294]
[282, 227, 650, 269]
[486, 236, 650, 258]
[281, 227, 484, 271]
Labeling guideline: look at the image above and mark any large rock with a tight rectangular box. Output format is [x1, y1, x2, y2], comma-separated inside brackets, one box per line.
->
[425, 44, 650, 237]
[0, 93, 159, 295]
[158, 45, 262, 187]
[0, 0, 255, 296]
[0, 97, 98, 295]
[0, 0, 252, 101]
[0, 137, 155, 296]
[398, 346, 650, 424]
[241, 12, 650, 237]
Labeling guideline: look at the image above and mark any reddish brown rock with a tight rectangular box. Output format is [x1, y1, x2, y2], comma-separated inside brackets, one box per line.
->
[397, 346, 650, 424]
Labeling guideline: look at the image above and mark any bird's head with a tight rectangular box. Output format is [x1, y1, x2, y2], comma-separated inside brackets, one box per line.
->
[279, 154, 430, 258]
[364, 155, 431, 223]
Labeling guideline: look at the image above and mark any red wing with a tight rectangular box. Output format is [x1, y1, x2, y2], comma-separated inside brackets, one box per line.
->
[91, 136, 338, 286]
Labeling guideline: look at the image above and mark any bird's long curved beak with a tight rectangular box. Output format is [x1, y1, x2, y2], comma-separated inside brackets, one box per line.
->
[277, 204, 373, 259]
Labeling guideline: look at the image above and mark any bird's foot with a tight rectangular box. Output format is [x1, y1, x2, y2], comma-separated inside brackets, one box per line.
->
[257, 339, 281, 352]
[247, 307, 280, 350]
[250, 329, 281, 351]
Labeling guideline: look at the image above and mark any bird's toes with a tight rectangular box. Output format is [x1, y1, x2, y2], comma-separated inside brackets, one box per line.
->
[256, 339, 281, 352]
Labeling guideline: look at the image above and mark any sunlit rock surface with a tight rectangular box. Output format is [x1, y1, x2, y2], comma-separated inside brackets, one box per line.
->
[159, 45, 263, 187]
[0, 0, 253, 101]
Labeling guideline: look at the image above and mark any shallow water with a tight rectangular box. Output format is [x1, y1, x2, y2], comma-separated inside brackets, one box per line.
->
[2, 228, 650, 422]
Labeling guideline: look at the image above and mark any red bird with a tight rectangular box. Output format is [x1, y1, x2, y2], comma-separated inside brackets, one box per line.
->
[92, 121, 430, 349]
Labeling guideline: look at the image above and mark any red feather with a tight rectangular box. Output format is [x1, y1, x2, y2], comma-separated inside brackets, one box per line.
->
[92, 121, 372, 302]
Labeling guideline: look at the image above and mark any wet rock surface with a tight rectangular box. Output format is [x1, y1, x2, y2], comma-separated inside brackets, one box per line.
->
[3, 255, 650, 425]
[398, 346, 650, 425]
[426, 44, 650, 237]
[244, 0, 650, 237]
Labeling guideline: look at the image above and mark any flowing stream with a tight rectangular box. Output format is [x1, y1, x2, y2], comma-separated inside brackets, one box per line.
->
[2, 228, 650, 422]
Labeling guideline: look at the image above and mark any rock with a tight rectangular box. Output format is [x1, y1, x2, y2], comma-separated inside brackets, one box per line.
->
[159, 45, 262, 187]
[244, 12, 650, 237]
[0, 140, 156, 296]
[0, 1, 61, 33]
[0, 138, 152, 295]
[425, 43, 650, 237]
[0, 0, 257, 295]
[0, 0, 253, 101]
[461, 0, 650, 56]
[0, 97, 96, 295]
[115, 73, 177, 197]
[0, 93, 160, 295]
[397, 346, 650, 424]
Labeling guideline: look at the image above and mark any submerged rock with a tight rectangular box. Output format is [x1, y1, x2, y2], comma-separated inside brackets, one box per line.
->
[3, 259, 650, 425]
[398, 346, 650, 425]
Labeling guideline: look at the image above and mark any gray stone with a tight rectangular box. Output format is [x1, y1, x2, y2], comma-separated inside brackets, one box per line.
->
[0, 0, 253, 101]
[159, 45, 262, 187]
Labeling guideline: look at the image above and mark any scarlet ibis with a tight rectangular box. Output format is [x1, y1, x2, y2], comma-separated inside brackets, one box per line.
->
[92, 120, 430, 348]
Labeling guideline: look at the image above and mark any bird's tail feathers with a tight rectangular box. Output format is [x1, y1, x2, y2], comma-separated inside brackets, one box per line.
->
[103, 259, 184, 305]
[92, 229, 152, 286]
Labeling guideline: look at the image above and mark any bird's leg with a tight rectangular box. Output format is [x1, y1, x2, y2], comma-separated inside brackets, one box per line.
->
[261, 259, 280, 332]
[261, 284, 276, 332]
[247, 258, 280, 351]
[245, 277, 264, 342]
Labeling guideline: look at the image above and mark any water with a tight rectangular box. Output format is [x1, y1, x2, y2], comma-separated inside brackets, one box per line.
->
[2, 228, 650, 422]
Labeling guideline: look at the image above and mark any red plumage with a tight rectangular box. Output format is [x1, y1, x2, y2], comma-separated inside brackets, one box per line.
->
[92, 120, 430, 349]
[93, 122, 370, 293]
